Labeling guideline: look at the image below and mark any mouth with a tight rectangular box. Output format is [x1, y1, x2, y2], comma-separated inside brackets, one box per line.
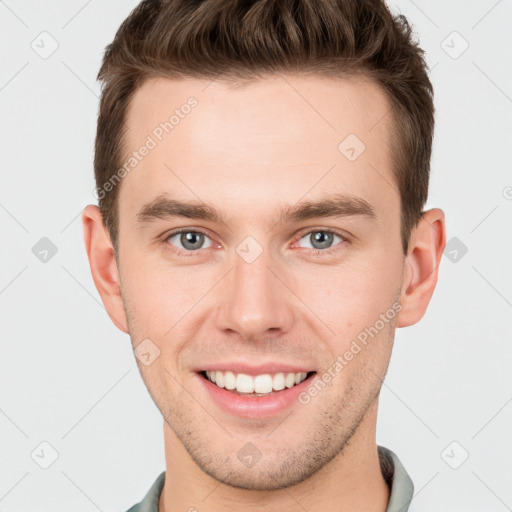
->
[198, 370, 317, 397]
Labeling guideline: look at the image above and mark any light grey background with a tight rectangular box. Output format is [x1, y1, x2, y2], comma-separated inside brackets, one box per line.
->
[1, 1, 511, 510]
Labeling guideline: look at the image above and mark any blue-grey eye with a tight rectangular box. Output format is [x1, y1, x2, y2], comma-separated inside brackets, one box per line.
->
[298, 231, 343, 250]
[167, 231, 213, 251]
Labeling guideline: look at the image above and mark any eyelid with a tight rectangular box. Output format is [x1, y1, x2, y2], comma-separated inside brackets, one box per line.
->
[293, 226, 350, 244]
[163, 226, 215, 241]
[298, 225, 348, 237]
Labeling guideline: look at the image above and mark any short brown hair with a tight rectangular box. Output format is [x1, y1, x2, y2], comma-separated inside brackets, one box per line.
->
[95, 0, 434, 254]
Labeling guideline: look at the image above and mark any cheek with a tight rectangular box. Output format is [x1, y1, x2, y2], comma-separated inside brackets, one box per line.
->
[120, 253, 212, 335]
[289, 256, 399, 335]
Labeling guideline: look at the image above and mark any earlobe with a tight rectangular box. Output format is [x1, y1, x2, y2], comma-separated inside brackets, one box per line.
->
[396, 208, 446, 328]
[82, 205, 129, 333]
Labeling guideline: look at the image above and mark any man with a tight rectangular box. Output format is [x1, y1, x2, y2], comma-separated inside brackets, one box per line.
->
[82, 0, 445, 510]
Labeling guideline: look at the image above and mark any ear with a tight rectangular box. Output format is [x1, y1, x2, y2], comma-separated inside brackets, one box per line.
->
[396, 208, 446, 328]
[82, 205, 129, 333]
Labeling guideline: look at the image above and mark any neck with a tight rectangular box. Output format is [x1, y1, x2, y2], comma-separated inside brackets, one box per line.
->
[160, 399, 390, 512]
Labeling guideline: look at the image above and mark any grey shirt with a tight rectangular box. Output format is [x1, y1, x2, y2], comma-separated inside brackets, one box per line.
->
[126, 445, 414, 512]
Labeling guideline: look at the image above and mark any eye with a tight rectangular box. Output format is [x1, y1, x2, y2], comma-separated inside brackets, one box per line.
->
[166, 230, 214, 252]
[296, 230, 345, 252]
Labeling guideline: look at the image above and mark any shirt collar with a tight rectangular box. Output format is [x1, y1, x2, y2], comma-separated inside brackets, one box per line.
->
[378, 446, 414, 512]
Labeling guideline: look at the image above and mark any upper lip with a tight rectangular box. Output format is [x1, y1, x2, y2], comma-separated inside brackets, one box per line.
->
[196, 362, 315, 376]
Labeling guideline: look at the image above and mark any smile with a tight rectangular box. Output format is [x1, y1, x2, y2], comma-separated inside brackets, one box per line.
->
[200, 370, 316, 396]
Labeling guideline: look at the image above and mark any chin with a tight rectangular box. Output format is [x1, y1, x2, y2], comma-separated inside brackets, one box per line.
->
[192, 449, 324, 491]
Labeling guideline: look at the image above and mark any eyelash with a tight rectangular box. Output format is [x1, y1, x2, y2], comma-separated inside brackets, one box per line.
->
[162, 228, 349, 258]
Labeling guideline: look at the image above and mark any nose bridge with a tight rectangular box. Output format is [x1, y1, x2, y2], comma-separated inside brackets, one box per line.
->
[215, 244, 294, 339]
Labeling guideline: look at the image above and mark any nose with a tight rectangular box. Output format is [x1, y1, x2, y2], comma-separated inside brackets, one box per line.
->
[214, 247, 296, 342]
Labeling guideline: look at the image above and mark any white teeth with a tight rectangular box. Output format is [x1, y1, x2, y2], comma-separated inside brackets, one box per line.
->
[285, 372, 296, 388]
[273, 372, 285, 391]
[236, 373, 254, 393]
[295, 372, 306, 384]
[224, 370, 236, 390]
[254, 374, 273, 393]
[204, 370, 310, 394]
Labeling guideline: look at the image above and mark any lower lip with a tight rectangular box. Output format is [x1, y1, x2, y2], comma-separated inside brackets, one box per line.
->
[197, 372, 316, 419]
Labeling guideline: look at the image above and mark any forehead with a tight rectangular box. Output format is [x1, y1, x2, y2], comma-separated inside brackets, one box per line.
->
[120, 74, 397, 226]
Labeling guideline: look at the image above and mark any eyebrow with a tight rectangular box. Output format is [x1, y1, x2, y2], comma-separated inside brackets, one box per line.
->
[136, 193, 376, 226]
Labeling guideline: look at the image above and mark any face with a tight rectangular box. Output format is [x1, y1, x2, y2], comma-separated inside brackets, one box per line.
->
[91, 74, 417, 490]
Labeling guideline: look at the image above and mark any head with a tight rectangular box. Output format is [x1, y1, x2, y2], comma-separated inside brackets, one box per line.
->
[84, 0, 445, 491]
